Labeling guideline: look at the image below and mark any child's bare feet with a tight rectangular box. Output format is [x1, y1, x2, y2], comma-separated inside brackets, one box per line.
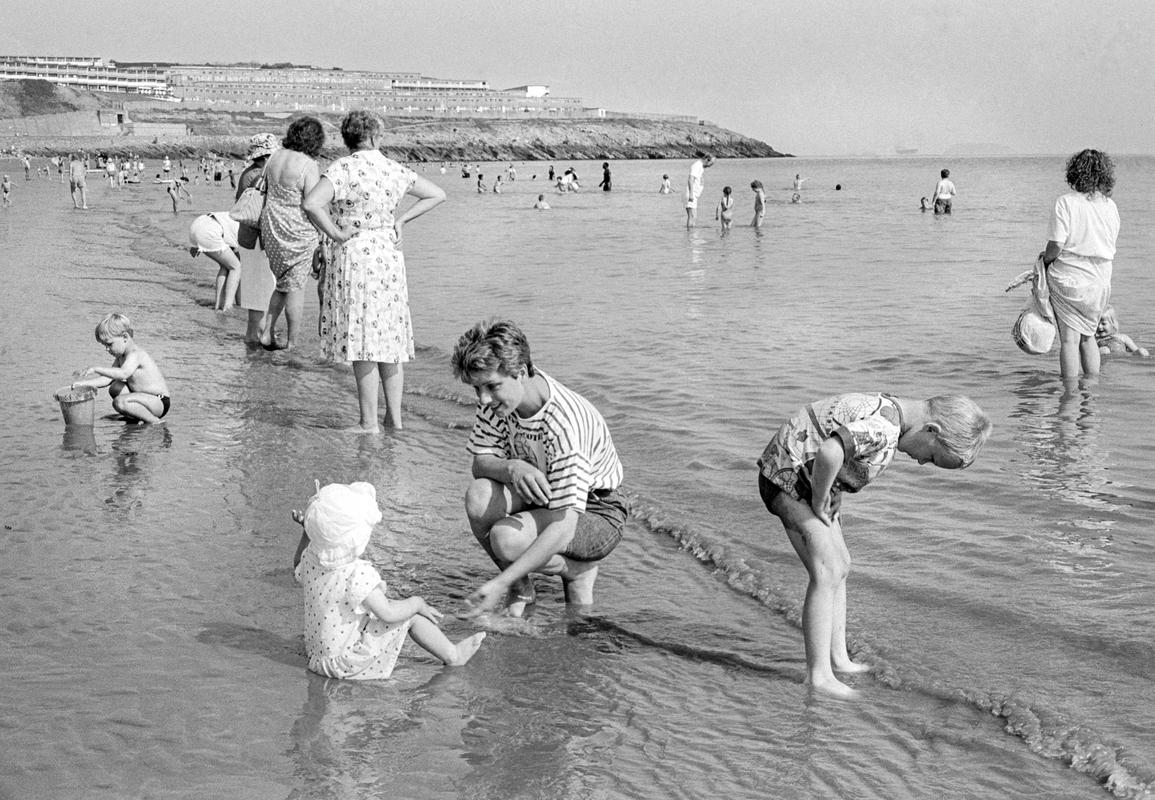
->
[811, 675, 859, 699]
[448, 632, 486, 665]
[834, 659, 871, 674]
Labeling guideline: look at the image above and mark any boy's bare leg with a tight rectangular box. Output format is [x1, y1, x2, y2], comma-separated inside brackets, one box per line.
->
[560, 560, 598, 606]
[830, 530, 870, 673]
[409, 617, 486, 665]
[771, 493, 858, 698]
[113, 392, 165, 424]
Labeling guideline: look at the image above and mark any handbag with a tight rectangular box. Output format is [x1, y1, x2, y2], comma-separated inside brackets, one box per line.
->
[229, 168, 267, 227]
[1010, 257, 1056, 355]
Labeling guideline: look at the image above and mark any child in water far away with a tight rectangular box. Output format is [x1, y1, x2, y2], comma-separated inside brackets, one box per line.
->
[758, 393, 991, 698]
[716, 186, 734, 230]
[1096, 306, 1149, 357]
[71, 312, 171, 423]
[292, 481, 486, 679]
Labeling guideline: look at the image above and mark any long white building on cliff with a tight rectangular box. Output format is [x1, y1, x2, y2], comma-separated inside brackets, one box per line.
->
[0, 55, 590, 117]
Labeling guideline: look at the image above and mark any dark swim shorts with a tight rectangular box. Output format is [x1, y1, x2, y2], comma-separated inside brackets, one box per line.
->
[562, 488, 628, 562]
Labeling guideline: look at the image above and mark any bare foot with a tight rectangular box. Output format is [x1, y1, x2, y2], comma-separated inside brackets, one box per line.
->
[811, 676, 859, 699]
[448, 632, 487, 665]
[834, 659, 871, 674]
[342, 423, 380, 435]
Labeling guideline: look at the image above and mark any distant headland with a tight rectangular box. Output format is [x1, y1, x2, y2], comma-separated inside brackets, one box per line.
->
[0, 82, 786, 162]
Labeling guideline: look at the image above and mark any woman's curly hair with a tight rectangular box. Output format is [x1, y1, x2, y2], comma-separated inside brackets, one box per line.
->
[1065, 149, 1115, 196]
[340, 110, 383, 151]
[283, 116, 325, 157]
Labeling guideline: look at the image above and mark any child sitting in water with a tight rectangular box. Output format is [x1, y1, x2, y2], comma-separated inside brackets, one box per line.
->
[71, 312, 171, 423]
[920, 196, 932, 212]
[292, 482, 485, 679]
[716, 186, 734, 230]
[758, 393, 991, 698]
[1096, 306, 1149, 357]
[533, 194, 550, 210]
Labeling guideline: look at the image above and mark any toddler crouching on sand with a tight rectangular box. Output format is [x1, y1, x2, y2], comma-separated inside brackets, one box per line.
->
[293, 482, 485, 679]
[72, 313, 171, 423]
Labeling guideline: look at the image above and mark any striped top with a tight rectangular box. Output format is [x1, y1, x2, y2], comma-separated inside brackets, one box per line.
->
[467, 371, 623, 513]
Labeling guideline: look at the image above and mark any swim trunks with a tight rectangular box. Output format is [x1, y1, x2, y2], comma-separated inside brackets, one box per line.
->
[157, 395, 171, 419]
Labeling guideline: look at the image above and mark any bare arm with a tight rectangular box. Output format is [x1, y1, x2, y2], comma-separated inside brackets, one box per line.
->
[81, 352, 142, 384]
[393, 175, 446, 247]
[302, 176, 350, 243]
[807, 436, 845, 525]
[465, 508, 579, 615]
[1042, 240, 1063, 267]
[362, 586, 443, 626]
[471, 453, 551, 507]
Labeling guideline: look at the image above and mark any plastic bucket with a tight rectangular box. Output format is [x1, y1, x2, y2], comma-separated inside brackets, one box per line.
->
[54, 385, 97, 426]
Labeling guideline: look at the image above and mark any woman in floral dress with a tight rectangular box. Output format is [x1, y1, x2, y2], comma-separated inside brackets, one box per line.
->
[303, 111, 445, 432]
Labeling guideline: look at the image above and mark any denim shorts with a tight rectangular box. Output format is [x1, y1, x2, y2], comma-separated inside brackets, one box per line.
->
[562, 488, 628, 562]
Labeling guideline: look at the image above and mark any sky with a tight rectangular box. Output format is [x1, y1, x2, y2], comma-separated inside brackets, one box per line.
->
[6, 0, 1155, 156]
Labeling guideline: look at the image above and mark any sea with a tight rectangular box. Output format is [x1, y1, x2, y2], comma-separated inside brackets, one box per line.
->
[0, 153, 1152, 800]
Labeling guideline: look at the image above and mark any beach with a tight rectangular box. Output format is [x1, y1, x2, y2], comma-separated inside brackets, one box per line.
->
[1, 155, 1153, 800]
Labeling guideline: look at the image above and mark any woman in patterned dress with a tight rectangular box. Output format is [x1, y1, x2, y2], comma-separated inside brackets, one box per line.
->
[258, 116, 324, 350]
[303, 111, 446, 432]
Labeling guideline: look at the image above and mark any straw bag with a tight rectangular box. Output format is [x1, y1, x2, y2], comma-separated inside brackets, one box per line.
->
[1009, 257, 1056, 355]
[229, 169, 267, 226]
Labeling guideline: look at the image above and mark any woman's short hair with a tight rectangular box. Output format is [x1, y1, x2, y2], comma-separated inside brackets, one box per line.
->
[95, 312, 133, 342]
[927, 395, 992, 468]
[282, 116, 325, 157]
[451, 320, 534, 381]
[1065, 148, 1115, 196]
[341, 110, 383, 150]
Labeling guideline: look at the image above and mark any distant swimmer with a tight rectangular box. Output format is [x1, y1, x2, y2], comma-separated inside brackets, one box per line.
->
[1, 174, 11, 207]
[477, 173, 487, 193]
[68, 153, 88, 209]
[659, 174, 672, 194]
[920, 196, 932, 212]
[931, 168, 956, 214]
[533, 194, 550, 210]
[790, 192, 801, 204]
[598, 162, 612, 192]
[685, 152, 715, 227]
[716, 186, 734, 231]
[750, 180, 766, 228]
[792, 173, 808, 191]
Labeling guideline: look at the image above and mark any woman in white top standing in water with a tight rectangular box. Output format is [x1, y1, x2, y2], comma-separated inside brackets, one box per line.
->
[1040, 149, 1121, 383]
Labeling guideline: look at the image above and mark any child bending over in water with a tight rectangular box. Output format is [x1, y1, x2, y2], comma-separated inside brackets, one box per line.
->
[1097, 306, 1149, 357]
[758, 393, 991, 698]
[292, 482, 485, 679]
[72, 312, 171, 423]
[716, 186, 734, 231]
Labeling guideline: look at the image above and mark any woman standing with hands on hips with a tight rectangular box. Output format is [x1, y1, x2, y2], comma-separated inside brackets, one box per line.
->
[1040, 149, 1120, 383]
[303, 110, 446, 433]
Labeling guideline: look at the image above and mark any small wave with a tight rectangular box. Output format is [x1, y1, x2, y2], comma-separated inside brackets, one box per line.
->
[629, 494, 1154, 799]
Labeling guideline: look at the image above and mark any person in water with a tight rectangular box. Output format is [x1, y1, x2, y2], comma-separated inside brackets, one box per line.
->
[757, 393, 991, 697]
[72, 312, 172, 423]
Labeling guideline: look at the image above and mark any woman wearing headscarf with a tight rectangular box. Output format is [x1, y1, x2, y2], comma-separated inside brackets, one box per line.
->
[303, 111, 445, 432]
[235, 133, 279, 345]
[259, 116, 324, 351]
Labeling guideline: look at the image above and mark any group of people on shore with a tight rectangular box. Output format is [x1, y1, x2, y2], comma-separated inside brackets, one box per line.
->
[62, 137, 1135, 697]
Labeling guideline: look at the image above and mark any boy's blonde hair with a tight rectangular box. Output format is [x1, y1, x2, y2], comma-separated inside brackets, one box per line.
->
[95, 312, 134, 342]
[927, 395, 992, 468]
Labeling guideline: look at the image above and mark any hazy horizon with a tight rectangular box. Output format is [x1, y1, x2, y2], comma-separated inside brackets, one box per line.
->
[6, 0, 1153, 157]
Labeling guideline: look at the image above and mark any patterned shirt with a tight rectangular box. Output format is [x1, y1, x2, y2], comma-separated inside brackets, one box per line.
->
[295, 551, 410, 680]
[467, 371, 623, 513]
[758, 393, 902, 500]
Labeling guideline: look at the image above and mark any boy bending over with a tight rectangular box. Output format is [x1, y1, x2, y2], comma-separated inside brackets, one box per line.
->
[758, 394, 990, 698]
[452, 320, 628, 617]
[72, 313, 171, 423]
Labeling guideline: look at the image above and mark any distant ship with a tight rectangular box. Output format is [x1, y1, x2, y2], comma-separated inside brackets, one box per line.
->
[895, 147, 919, 155]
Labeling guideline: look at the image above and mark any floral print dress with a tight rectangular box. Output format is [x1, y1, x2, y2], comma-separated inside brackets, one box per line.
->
[319, 150, 417, 364]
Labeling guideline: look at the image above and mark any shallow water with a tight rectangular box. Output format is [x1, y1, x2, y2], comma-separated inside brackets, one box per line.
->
[1, 155, 1152, 799]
